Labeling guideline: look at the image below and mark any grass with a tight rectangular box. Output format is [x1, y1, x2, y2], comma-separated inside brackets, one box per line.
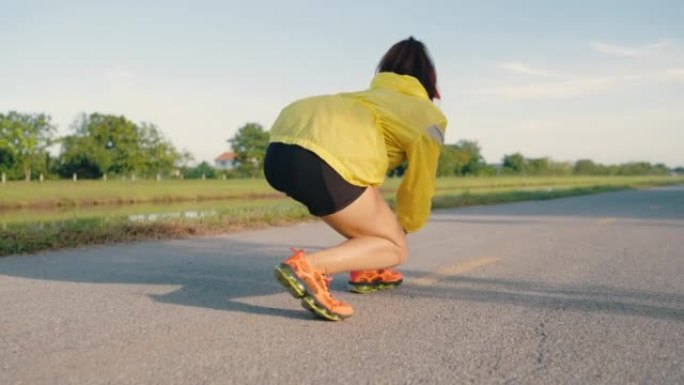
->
[1, 175, 682, 256]
[0, 198, 291, 225]
[0, 178, 279, 209]
[431, 184, 633, 209]
[1, 175, 678, 209]
[0, 203, 312, 255]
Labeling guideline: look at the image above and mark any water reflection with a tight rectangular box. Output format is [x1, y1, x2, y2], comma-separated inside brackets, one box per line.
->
[128, 210, 219, 222]
[0, 198, 290, 227]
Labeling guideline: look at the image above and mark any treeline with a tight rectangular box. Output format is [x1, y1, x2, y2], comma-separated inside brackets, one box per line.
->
[437, 141, 672, 177]
[0, 111, 191, 181]
[498, 153, 670, 176]
[0, 111, 274, 181]
[0, 111, 678, 181]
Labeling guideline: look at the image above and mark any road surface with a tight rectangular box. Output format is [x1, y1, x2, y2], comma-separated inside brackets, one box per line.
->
[1, 186, 683, 384]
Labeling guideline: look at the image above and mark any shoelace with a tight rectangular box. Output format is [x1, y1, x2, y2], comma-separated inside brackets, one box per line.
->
[288, 248, 345, 307]
[320, 274, 348, 306]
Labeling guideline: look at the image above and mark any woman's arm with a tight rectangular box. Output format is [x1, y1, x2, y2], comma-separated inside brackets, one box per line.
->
[395, 128, 443, 232]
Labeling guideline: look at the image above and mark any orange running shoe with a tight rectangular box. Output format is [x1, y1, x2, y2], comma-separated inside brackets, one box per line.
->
[348, 268, 404, 294]
[273, 249, 353, 321]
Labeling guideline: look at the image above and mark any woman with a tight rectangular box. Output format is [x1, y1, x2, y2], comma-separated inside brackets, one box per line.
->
[264, 36, 447, 321]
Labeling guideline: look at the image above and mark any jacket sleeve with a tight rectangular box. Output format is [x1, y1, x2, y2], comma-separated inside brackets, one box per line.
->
[395, 127, 443, 233]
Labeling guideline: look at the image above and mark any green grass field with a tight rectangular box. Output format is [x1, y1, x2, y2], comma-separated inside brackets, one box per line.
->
[0, 178, 279, 209]
[1, 175, 682, 256]
[1, 175, 680, 209]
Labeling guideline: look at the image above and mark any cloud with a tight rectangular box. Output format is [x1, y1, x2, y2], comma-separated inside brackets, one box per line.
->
[473, 69, 684, 100]
[590, 39, 675, 58]
[465, 39, 684, 101]
[496, 62, 560, 77]
[591, 42, 639, 57]
[660, 68, 684, 80]
[472, 39, 681, 101]
[475, 76, 616, 99]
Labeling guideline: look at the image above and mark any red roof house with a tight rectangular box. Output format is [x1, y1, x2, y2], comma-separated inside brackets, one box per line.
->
[214, 152, 237, 170]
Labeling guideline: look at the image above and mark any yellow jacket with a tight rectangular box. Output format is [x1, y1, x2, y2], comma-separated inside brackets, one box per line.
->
[269, 72, 447, 232]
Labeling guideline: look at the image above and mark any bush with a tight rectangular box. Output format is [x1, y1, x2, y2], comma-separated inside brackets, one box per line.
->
[182, 161, 218, 179]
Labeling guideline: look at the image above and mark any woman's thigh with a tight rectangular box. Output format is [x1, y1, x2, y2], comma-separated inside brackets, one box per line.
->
[322, 187, 406, 249]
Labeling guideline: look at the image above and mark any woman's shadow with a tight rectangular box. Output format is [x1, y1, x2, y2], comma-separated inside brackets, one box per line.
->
[0, 236, 331, 320]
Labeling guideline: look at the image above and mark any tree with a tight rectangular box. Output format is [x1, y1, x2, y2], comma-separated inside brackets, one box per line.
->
[55, 113, 182, 179]
[228, 122, 269, 178]
[527, 157, 550, 175]
[437, 145, 461, 176]
[547, 160, 573, 176]
[502, 153, 572, 176]
[653, 163, 669, 175]
[455, 140, 485, 175]
[0, 111, 56, 180]
[502, 153, 527, 174]
[0, 147, 15, 176]
[615, 162, 668, 176]
[137, 122, 181, 176]
[437, 140, 486, 176]
[574, 159, 600, 175]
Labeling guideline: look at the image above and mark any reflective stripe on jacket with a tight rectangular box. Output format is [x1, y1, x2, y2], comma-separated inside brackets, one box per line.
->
[269, 72, 448, 232]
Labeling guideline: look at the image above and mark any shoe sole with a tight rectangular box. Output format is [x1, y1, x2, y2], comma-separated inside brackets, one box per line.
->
[273, 264, 348, 321]
[348, 279, 403, 294]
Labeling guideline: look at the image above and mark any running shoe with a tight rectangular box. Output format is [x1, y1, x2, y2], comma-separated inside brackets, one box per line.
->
[348, 268, 403, 294]
[274, 249, 353, 321]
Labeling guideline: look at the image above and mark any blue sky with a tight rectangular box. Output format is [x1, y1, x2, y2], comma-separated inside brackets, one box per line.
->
[2, 0, 683, 166]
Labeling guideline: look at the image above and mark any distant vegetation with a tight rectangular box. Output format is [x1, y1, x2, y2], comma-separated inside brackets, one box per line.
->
[0, 111, 189, 181]
[3, 111, 682, 256]
[0, 111, 680, 182]
[2, 175, 682, 256]
[434, 140, 671, 177]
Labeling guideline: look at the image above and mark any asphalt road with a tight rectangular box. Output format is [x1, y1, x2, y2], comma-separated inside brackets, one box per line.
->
[1, 186, 683, 385]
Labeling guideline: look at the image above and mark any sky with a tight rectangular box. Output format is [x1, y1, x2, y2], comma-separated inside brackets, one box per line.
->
[1, 0, 683, 167]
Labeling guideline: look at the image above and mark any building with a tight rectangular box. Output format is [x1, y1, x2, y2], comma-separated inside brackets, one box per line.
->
[214, 152, 237, 170]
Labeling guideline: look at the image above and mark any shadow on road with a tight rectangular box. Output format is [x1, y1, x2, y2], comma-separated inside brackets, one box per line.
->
[0, 238, 328, 321]
[1, 237, 683, 323]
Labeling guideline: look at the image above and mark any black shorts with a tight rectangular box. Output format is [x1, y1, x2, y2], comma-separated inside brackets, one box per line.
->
[263, 142, 366, 216]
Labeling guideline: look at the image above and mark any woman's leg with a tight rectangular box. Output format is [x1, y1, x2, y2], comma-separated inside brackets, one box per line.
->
[305, 186, 407, 275]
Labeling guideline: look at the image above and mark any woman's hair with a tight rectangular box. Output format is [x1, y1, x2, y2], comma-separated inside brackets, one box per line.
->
[377, 36, 440, 100]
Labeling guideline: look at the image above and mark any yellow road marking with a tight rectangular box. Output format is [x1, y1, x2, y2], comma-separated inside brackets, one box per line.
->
[597, 217, 617, 225]
[409, 257, 501, 286]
